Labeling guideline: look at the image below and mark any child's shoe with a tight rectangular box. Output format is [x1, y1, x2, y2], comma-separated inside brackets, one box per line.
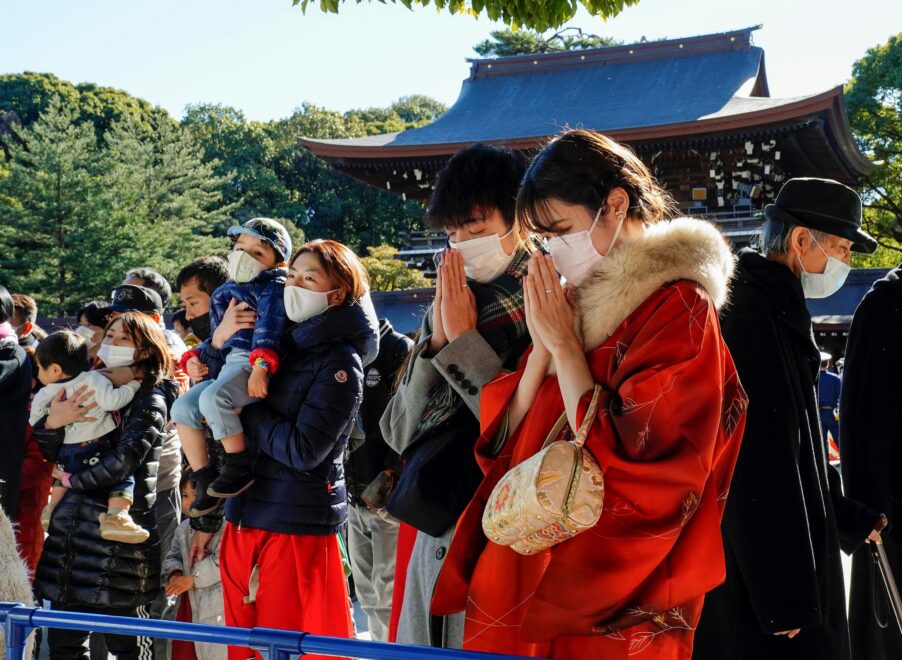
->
[189, 464, 224, 517]
[99, 511, 150, 544]
[40, 501, 55, 532]
[207, 450, 255, 499]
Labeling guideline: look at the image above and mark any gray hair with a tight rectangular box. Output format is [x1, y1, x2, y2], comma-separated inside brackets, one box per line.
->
[124, 267, 172, 308]
[758, 218, 829, 256]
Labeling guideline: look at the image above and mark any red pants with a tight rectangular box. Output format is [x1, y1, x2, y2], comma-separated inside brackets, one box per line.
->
[220, 523, 354, 660]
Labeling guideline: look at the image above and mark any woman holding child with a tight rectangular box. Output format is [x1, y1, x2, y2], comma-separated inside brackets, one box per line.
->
[432, 130, 749, 658]
[213, 239, 377, 660]
[32, 311, 179, 660]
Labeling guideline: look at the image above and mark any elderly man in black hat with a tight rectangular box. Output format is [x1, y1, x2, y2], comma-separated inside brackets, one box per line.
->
[694, 178, 885, 660]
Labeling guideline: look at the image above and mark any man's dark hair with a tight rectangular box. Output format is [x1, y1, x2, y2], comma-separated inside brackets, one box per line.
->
[125, 267, 172, 309]
[425, 143, 528, 232]
[175, 257, 230, 296]
[35, 331, 90, 377]
[78, 301, 114, 329]
[11, 294, 37, 324]
[0, 285, 13, 324]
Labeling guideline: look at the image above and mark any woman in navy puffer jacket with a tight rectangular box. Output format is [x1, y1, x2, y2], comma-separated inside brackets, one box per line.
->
[219, 239, 377, 660]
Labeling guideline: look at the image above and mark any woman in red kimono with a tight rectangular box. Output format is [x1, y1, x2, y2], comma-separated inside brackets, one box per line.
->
[432, 129, 748, 659]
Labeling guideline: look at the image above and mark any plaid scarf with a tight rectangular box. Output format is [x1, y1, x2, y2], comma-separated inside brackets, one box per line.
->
[418, 246, 531, 431]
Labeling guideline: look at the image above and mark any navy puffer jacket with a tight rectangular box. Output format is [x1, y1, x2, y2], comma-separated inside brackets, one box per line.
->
[226, 300, 377, 535]
[194, 266, 288, 377]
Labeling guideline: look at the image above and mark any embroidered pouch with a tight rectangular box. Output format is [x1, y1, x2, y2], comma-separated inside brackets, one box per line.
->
[481, 385, 605, 555]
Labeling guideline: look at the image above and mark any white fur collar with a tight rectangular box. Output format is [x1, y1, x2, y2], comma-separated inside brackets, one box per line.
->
[573, 217, 735, 351]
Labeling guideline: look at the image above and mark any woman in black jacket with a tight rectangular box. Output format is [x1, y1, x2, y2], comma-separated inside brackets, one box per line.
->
[0, 284, 32, 520]
[32, 312, 179, 660]
[218, 239, 376, 660]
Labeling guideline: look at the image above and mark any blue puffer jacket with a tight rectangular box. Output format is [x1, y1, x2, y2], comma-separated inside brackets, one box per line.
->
[226, 300, 378, 535]
[195, 267, 288, 376]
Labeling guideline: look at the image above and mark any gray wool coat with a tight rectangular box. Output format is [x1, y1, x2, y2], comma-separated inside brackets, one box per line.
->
[162, 520, 226, 660]
[379, 307, 508, 648]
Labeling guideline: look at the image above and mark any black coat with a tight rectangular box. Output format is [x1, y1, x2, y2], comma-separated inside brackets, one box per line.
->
[840, 265, 902, 660]
[694, 250, 877, 660]
[0, 338, 32, 519]
[32, 378, 179, 610]
[227, 301, 377, 536]
[345, 319, 412, 502]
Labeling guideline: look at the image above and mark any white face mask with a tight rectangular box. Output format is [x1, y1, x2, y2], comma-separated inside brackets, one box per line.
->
[227, 250, 267, 284]
[546, 206, 625, 286]
[284, 286, 335, 324]
[98, 343, 135, 368]
[798, 232, 851, 299]
[73, 325, 97, 348]
[447, 229, 515, 284]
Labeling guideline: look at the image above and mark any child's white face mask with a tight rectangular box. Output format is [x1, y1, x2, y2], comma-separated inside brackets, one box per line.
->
[227, 250, 267, 284]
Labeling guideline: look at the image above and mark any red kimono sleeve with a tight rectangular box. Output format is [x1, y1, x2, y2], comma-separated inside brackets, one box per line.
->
[526, 283, 745, 637]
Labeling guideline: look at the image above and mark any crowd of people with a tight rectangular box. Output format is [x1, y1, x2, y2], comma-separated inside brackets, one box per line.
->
[0, 129, 899, 660]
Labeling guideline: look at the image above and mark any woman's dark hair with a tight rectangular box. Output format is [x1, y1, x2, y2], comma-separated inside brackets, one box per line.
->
[426, 143, 529, 239]
[0, 285, 13, 324]
[517, 129, 677, 233]
[175, 257, 229, 296]
[79, 301, 114, 329]
[289, 240, 370, 303]
[35, 331, 90, 377]
[105, 312, 173, 387]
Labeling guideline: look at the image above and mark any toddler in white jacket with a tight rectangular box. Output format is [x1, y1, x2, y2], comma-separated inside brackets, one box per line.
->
[30, 330, 148, 544]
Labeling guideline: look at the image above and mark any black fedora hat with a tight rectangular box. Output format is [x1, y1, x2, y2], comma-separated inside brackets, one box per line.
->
[764, 177, 877, 254]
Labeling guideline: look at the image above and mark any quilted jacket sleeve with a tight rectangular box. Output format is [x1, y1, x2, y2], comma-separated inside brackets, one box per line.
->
[68, 387, 166, 493]
[243, 350, 363, 472]
[31, 417, 65, 464]
[249, 280, 287, 371]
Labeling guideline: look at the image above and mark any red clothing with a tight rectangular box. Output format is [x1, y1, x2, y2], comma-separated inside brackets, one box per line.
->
[14, 426, 53, 579]
[219, 523, 353, 660]
[171, 593, 198, 660]
[434, 279, 747, 659]
[387, 522, 417, 643]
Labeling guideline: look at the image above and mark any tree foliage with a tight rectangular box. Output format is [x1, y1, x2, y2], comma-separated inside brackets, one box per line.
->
[846, 33, 902, 267]
[0, 98, 230, 315]
[360, 245, 430, 291]
[0, 73, 447, 310]
[474, 27, 621, 57]
[294, 0, 638, 32]
[0, 72, 162, 137]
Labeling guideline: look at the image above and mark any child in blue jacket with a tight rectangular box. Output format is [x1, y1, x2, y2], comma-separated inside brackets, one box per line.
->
[172, 217, 291, 516]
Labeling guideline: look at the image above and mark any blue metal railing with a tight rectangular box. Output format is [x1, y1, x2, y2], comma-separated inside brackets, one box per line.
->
[0, 603, 538, 660]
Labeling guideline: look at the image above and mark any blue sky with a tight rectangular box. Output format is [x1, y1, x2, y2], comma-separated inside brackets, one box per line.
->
[2, 0, 900, 122]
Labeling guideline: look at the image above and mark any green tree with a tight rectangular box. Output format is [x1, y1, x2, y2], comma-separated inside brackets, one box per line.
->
[294, 0, 638, 32]
[846, 33, 902, 267]
[98, 116, 233, 285]
[360, 245, 430, 291]
[474, 27, 621, 57]
[389, 95, 448, 125]
[0, 72, 163, 137]
[0, 97, 106, 314]
[181, 103, 307, 227]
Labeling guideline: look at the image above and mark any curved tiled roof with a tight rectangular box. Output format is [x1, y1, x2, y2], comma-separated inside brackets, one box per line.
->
[303, 27, 771, 150]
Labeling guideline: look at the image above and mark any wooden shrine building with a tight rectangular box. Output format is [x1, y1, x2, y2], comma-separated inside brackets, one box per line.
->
[302, 26, 871, 246]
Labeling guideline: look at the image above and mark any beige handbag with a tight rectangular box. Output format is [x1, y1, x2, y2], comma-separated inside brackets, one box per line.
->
[482, 385, 605, 555]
